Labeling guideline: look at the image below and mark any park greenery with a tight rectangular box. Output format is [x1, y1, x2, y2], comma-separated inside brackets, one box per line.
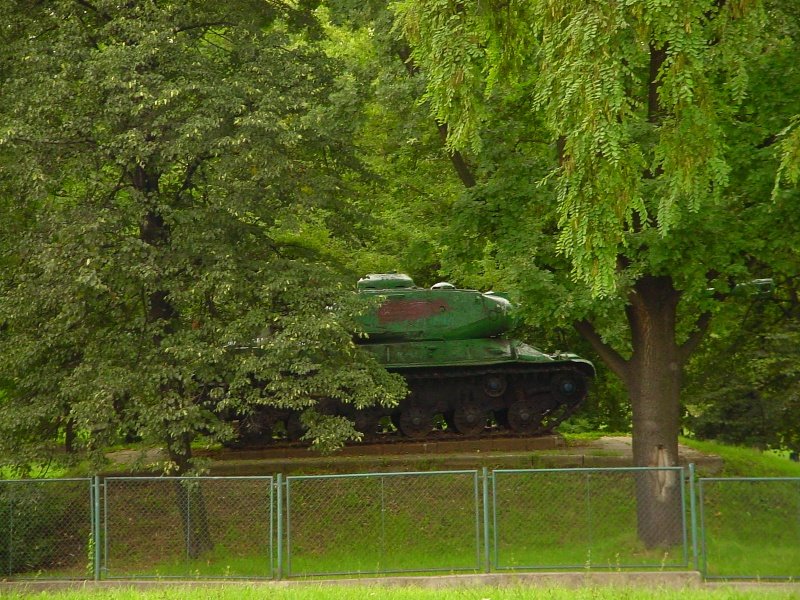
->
[0, 0, 798, 523]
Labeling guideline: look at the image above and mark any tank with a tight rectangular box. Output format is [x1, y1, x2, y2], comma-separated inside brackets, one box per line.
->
[227, 273, 594, 445]
[352, 273, 595, 438]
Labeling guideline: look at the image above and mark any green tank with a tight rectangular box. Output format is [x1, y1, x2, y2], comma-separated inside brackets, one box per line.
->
[228, 273, 594, 445]
[353, 273, 595, 438]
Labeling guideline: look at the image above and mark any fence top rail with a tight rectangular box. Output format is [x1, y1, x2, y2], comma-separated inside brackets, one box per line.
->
[102, 475, 274, 482]
[493, 466, 685, 474]
[700, 476, 800, 482]
[0, 477, 92, 483]
[286, 469, 479, 481]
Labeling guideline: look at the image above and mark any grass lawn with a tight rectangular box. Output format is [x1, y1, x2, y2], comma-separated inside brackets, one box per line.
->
[4, 585, 800, 600]
[4, 439, 800, 581]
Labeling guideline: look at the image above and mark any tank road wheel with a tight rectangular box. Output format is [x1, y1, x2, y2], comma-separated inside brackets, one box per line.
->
[507, 399, 542, 434]
[551, 373, 587, 406]
[452, 403, 489, 436]
[285, 413, 305, 441]
[397, 406, 433, 439]
[483, 375, 507, 398]
[353, 410, 382, 439]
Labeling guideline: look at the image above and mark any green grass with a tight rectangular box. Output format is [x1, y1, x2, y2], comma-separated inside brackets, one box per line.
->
[5, 437, 800, 582]
[679, 438, 800, 477]
[695, 477, 800, 579]
[678, 438, 800, 579]
[3, 585, 800, 600]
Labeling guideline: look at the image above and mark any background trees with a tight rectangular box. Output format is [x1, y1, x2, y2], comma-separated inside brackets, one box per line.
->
[0, 0, 404, 474]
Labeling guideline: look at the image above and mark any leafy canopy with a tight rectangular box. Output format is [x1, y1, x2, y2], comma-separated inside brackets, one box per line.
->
[393, 0, 770, 294]
[0, 0, 405, 472]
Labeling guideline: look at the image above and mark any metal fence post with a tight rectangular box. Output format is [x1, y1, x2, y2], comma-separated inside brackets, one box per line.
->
[93, 476, 101, 581]
[698, 477, 707, 578]
[185, 478, 191, 572]
[5, 483, 11, 577]
[103, 478, 109, 578]
[491, 470, 499, 570]
[380, 475, 386, 571]
[688, 463, 699, 572]
[276, 473, 283, 580]
[268, 475, 274, 580]
[482, 467, 490, 573]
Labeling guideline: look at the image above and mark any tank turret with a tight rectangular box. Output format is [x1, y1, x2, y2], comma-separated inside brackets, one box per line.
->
[356, 273, 515, 342]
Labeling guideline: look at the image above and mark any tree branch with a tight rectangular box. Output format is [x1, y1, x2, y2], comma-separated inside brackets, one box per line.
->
[648, 42, 668, 124]
[574, 319, 630, 384]
[174, 156, 210, 203]
[173, 22, 232, 35]
[437, 123, 476, 188]
[395, 45, 477, 189]
[678, 311, 712, 365]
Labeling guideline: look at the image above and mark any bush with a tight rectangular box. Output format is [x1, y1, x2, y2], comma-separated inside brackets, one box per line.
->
[0, 480, 91, 577]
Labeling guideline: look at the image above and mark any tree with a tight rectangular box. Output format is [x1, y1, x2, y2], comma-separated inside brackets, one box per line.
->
[0, 0, 405, 481]
[685, 298, 800, 453]
[391, 0, 800, 546]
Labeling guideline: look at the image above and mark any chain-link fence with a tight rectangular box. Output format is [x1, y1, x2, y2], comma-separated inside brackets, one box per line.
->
[9, 467, 800, 581]
[0, 478, 93, 579]
[699, 477, 800, 580]
[492, 467, 689, 570]
[284, 470, 482, 576]
[101, 476, 273, 579]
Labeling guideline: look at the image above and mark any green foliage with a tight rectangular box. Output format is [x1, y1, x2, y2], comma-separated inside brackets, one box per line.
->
[393, 0, 785, 295]
[0, 482, 89, 576]
[318, 3, 464, 284]
[776, 115, 800, 188]
[0, 0, 405, 472]
[684, 292, 800, 453]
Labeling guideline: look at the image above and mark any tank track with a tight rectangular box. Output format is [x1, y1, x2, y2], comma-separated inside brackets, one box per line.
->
[225, 363, 590, 447]
[386, 362, 591, 438]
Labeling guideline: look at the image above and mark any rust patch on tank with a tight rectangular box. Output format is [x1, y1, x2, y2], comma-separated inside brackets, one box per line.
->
[378, 299, 450, 323]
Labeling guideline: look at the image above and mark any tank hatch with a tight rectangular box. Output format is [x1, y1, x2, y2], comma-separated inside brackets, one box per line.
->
[357, 273, 416, 290]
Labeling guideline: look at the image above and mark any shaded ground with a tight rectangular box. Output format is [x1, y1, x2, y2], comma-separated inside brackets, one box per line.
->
[105, 435, 723, 476]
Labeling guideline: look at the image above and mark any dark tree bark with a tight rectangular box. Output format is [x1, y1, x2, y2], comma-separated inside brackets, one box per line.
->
[576, 275, 708, 547]
[396, 44, 477, 189]
[132, 163, 213, 557]
[625, 276, 684, 547]
[168, 436, 214, 558]
[64, 417, 75, 453]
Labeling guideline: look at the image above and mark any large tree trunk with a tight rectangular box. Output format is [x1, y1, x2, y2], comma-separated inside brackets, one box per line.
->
[626, 276, 684, 548]
[169, 438, 214, 559]
[133, 164, 213, 558]
[576, 275, 706, 548]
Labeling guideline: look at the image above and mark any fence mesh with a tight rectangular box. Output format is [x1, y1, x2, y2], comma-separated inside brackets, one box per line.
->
[700, 477, 800, 579]
[285, 470, 481, 576]
[21, 467, 800, 581]
[492, 468, 688, 570]
[0, 479, 92, 579]
[102, 476, 273, 578]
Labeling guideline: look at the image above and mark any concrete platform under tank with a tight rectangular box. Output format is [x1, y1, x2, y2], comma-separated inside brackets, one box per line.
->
[105, 435, 724, 476]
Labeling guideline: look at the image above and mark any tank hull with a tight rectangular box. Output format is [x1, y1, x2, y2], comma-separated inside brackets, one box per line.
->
[360, 338, 593, 369]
